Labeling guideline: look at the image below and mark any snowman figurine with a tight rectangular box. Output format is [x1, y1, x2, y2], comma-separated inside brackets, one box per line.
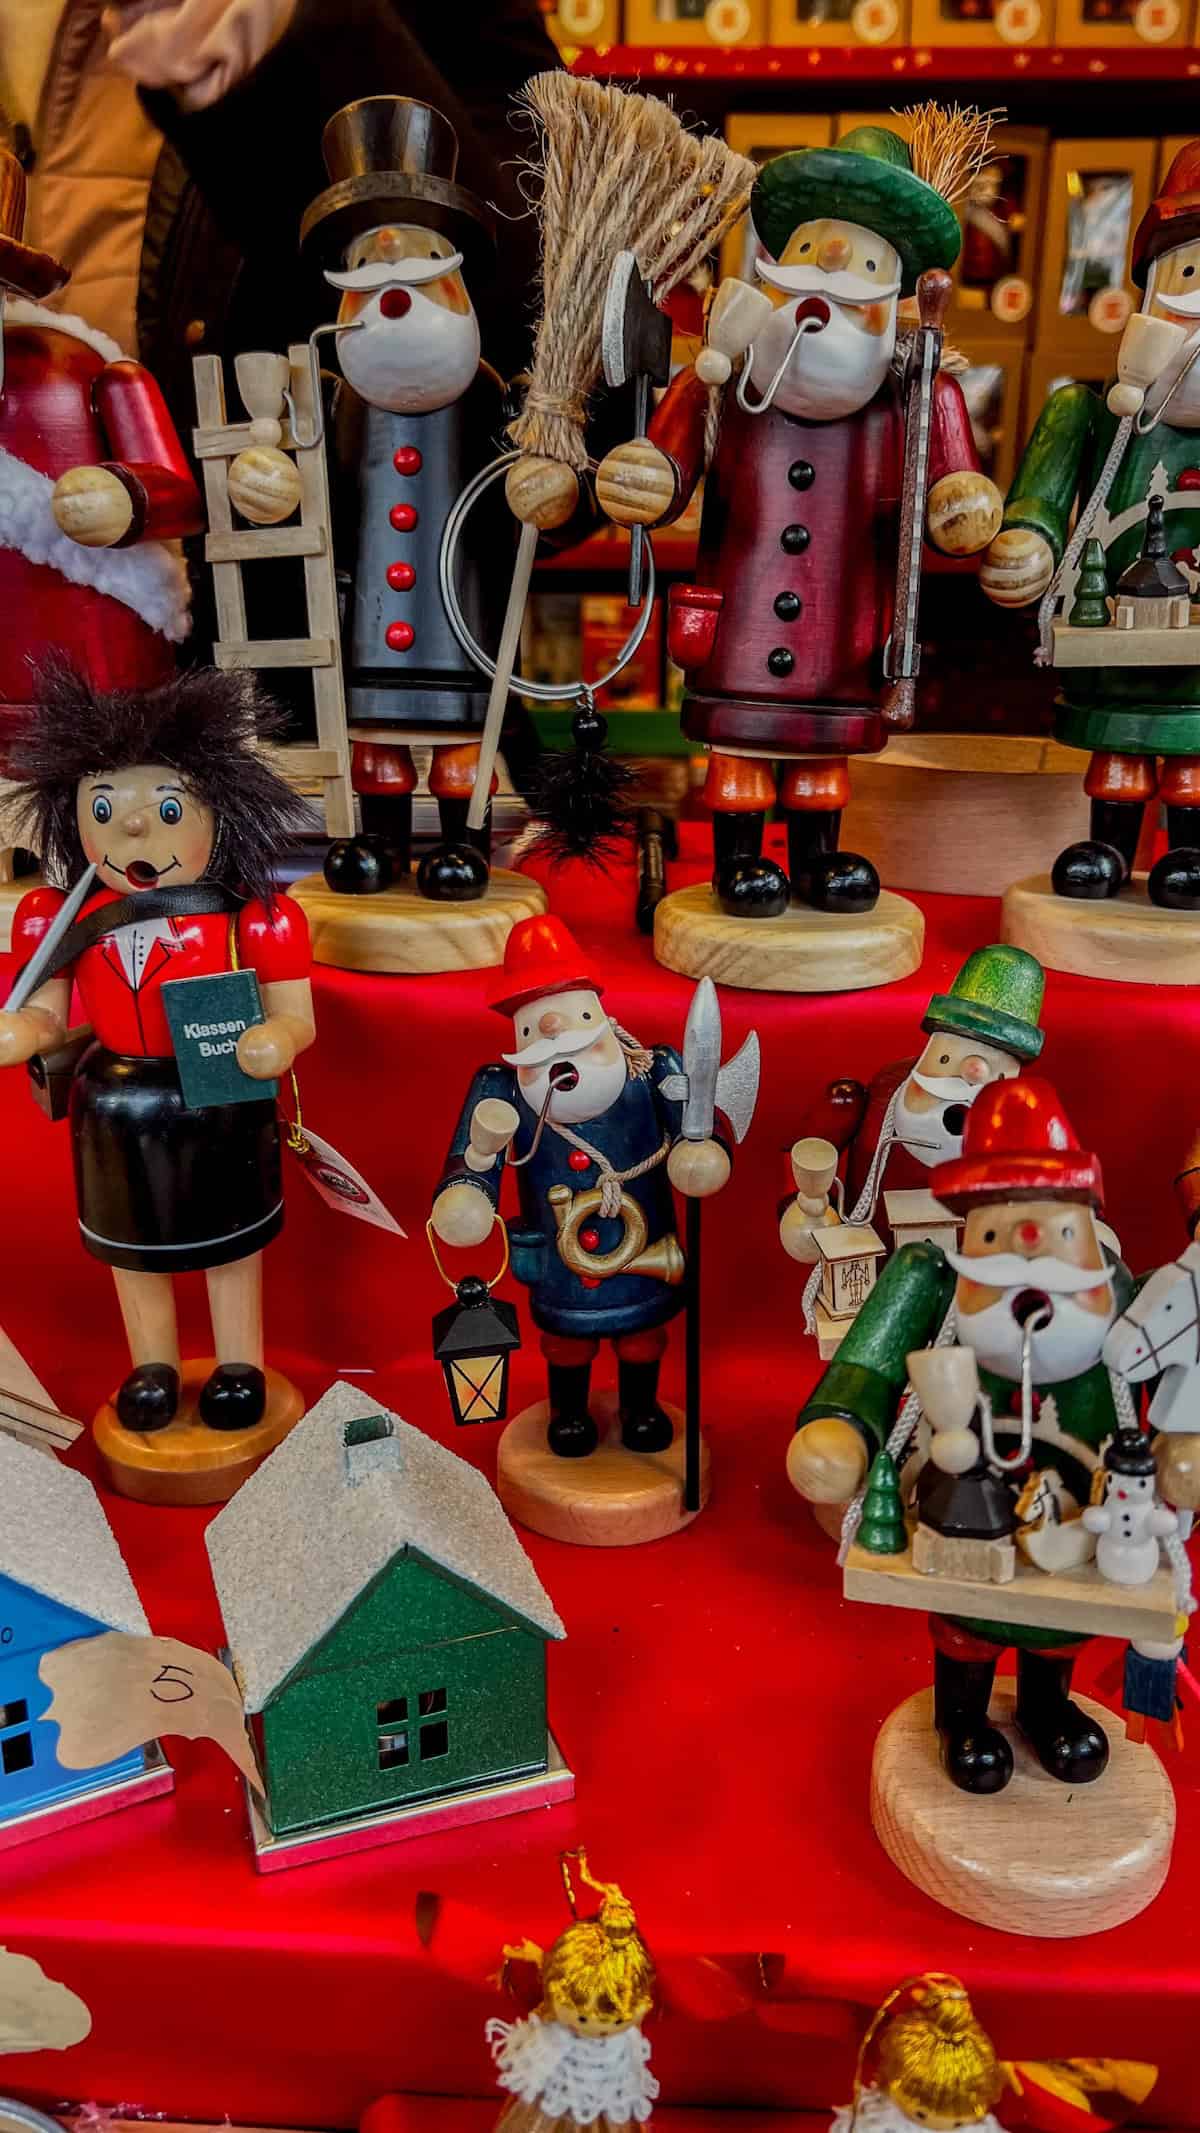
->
[1083, 1429, 1177, 1587]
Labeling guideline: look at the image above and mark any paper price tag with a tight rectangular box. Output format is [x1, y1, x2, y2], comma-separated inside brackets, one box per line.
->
[0, 1948, 91, 2054]
[40, 1632, 263, 1795]
[288, 1123, 407, 1236]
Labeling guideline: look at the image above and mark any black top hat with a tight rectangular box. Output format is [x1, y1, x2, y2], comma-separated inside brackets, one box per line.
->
[1104, 1427, 1157, 1478]
[300, 97, 495, 277]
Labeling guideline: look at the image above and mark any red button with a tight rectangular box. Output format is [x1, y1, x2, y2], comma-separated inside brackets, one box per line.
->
[581, 1275, 601, 1290]
[386, 621, 415, 652]
[393, 446, 423, 475]
[568, 1150, 590, 1172]
[389, 503, 418, 532]
[387, 561, 416, 591]
[1180, 469, 1200, 490]
[579, 1226, 601, 1252]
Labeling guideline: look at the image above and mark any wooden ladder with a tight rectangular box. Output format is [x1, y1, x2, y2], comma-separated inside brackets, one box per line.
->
[191, 346, 355, 838]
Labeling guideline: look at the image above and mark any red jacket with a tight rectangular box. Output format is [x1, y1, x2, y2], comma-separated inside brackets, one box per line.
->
[14, 885, 311, 1059]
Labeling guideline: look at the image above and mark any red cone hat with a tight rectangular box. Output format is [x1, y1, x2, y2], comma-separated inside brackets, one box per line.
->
[1133, 139, 1200, 288]
[933, 1075, 1104, 1211]
[488, 915, 603, 1016]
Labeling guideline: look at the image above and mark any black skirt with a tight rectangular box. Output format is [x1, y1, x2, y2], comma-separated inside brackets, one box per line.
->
[70, 1047, 284, 1274]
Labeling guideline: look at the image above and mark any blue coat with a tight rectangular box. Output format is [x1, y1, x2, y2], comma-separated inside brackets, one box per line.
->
[438, 1052, 688, 1339]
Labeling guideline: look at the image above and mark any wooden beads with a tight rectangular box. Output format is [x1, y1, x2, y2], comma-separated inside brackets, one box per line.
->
[227, 445, 303, 527]
[595, 439, 676, 529]
[979, 526, 1056, 609]
[51, 465, 134, 548]
[926, 471, 1004, 557]
[504, 455, 579, 531]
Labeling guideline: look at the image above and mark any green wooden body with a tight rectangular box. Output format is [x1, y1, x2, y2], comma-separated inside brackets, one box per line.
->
[260, 1550, 549, 1836]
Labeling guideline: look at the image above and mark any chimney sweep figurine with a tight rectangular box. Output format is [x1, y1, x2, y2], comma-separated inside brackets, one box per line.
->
[0, 146, 202, 903]
[981, 140, 1200, 978]
[297, 96, 540, 950]
[594, 107, 1005, 994]
[488, 1850, 658, 2133]
[430, 915, 758, 1545]
[0, 667, 316, 1503]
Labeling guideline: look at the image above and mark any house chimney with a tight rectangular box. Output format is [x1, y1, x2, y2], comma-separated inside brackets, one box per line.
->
[343, 1412, 404, 1486]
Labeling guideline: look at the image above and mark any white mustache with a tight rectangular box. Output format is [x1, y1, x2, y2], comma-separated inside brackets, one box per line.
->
[910, 1069, 976, 1102]
[755, 260, 901, 305]
[325, 253, 464, 291]
[946, 1249, 1111, 1295]
[1153, 289, 1200, 320]
[503, 1025, 610, 1069]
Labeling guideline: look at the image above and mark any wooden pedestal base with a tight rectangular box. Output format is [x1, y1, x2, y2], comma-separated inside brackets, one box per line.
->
[871, 1685, 1174, 1937]
[292, 869, 546, 974]
[94, 1358, 305, 1506]
[497, 1390, 707, 1547]
[842, 735, 1089, 898]
[1003, 872, 1200, 985]
[654, 884, 924, 994]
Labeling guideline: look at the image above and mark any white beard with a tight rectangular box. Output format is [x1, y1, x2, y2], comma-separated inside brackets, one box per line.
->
[956, 1282, 1115, 1384]
[336, 288, 480, 411]
[893, 1075, 970, 1168]
[519, 1043, 629, 1127]
[747, 298, 894, 420]
[487, 2016, 658, 2127]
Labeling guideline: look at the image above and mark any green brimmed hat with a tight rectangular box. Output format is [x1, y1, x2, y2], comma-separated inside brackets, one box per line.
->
[751, 125, 962, 296]
[922, 946, 1045, 1063]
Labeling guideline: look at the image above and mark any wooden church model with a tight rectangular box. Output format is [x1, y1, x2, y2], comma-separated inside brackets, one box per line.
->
[0, 1434, 173, 1851]
[206, 1381, 572, 1871]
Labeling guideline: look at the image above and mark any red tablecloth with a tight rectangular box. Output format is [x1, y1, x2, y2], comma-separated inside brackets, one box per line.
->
[1, 826, 1198, 2127]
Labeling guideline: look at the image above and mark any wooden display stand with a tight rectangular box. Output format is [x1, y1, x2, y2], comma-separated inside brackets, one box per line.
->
[872, 1685, 1174, 1937]
[292, 868, 547, 975]
[767, 0, 907, 47]
[1003, 871, 1200, 984]
[1035, 139, 1157, 362]
[498, 1391, 707, 1546]
[624, 0, 765, 45]
[842, 733, 1089, 897]
[544, 0, 621, 48]
[654, 883, 924, 994]
[844, 1533, 1181, 1638]
[1055, 0, 1192, 44]
[909, 0, 1049, 45]
[94, 1359, 305, 1507]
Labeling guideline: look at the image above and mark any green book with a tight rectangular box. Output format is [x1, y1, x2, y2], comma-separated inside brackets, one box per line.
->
[162, 969, 278, 1110]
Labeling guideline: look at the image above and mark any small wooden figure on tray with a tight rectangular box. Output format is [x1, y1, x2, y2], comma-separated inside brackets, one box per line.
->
[488, 1850, 657, 2133]
[0, 668, 315, 1502]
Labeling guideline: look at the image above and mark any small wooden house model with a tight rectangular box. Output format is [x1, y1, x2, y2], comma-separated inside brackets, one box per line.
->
[812, 1221, 887, 1359]
[0, 1434, 172, 1851]
[206, 1381, 572, 1871]
[883, 1188, 963, 1257]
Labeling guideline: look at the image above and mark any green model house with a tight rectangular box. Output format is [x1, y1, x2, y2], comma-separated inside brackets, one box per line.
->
[205, 1381, 571, 1871]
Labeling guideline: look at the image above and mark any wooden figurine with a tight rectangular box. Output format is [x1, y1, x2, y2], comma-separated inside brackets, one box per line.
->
[832, 1974, 1005, 2133]
[789, 1075, 1184, 1934]
[0, 1432, 173, 1850]
[594, 110, 1005, 994]
[1083, 1429, 1180, 1585]
[488, 1851, 657, 2133]
[812, 1222, 887, 1357]
[0, 145, 203, 940]
[206, 1380, 572, 1871]
[430, 914, 758, 1545]
[0, 668, 316, 1505]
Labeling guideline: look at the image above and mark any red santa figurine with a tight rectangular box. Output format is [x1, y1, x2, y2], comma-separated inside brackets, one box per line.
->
[0, 144, 203, 786]
[595, 116, 1003, 932]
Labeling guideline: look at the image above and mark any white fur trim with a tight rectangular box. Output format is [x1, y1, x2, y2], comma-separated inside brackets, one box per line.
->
[0, 445, 190, 641]
[486, 2016, 658, 2126]
[3, 296, 127, 366]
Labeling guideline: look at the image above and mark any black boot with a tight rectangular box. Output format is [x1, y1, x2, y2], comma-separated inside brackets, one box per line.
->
[324, 790, 413, 894]
[933, 1647, 1013, 1795]
[711, 810, 789, 918]
[546, 1362, 598, 1459]
[417, 793, 490, 901]
[1015, 1648, 1109, 1784]
[116, 1362, 180, 1433]
[199, 1363, 268, 1432]
[787, 810, 878, 914]
[618, 1358, 673, 1454]
[1149, 804, 1200, 907]
[1052, 797, 1143, 900]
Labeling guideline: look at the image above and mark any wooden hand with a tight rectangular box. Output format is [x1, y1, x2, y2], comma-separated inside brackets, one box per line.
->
[51, 466, 135, 548]
[237, 1014, 305, 1079]
[0, 1006, 66, 1067]
[667, 1135, 731, 1199]
[979, 526, 1055, 608]
[926, 471, 1004, 557]
[786, 1417, 869, 1506]
[595, 440, 676, 529]
[1156, 1430, 1200, 1513]
[431, 1182, 495, 1250]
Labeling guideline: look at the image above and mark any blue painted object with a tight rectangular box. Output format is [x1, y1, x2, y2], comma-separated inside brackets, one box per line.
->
[0, 1571, 144, 1825]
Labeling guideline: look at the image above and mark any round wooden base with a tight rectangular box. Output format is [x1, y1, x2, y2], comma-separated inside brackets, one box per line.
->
[1003, 872, 1200, 985]
[843, 734, 1089, 898]
[871, 1685, 1174, 1938]
[94, 1359, 305, 1507]
[292, 869, 546, 974]
[497, 1391, 708, 1547]
[654, 884, 924, 994]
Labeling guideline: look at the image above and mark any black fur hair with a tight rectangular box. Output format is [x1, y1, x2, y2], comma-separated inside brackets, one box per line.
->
[8, 663, 316, 908]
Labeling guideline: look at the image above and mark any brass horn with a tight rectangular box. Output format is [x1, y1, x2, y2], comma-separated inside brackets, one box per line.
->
[548, 1184, 684, 1285]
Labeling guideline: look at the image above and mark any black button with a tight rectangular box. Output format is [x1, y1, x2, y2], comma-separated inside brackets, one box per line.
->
[774, 590, 802, 621]
[767, 647, 795, 677]
[781, 523, 810, 555]
[788, 460, 815, 491]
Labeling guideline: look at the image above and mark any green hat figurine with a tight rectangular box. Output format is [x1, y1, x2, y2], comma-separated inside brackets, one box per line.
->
[750, 105, 997, 295]
[922, 945, 1046, 1062]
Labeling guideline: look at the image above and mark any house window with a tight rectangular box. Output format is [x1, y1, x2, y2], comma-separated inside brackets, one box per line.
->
[375, 1689, 449, 1770]
[376, 1695, 408, 1770]
[419, 1688, 448, 1760]
[0, 1698, 33, 1779]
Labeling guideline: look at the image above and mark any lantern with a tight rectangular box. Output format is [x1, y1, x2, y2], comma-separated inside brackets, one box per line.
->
[427, 1217, 522, 1426]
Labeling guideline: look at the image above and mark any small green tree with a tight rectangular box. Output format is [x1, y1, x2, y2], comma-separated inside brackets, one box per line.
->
[1068, 539, 1110, 629]
[859, 1448, 906, 1556]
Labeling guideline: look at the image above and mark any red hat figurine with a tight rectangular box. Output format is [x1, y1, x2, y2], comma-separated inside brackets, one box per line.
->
[487, 915, 603, 1015]
[1132, 139, 1200, 289]
[933, 1075, 1104, 1211]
